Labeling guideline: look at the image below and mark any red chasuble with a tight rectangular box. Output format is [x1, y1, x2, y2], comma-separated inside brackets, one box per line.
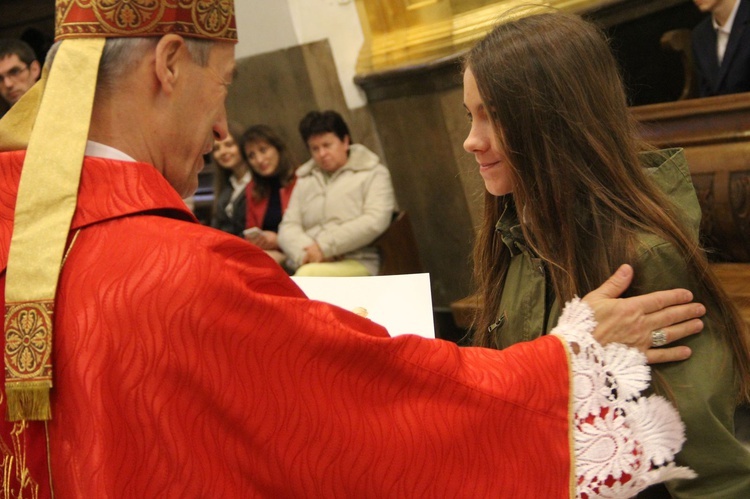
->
[0, 151, 572, 497]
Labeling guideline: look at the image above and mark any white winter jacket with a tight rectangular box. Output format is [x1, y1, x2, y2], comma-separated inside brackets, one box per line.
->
[278, 144, 396, 275]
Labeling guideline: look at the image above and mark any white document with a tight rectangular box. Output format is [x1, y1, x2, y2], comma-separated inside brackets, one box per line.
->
[291, 273, 435, 338]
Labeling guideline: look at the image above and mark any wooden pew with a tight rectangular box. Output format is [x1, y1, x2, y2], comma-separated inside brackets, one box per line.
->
[712, 263, 750, 328]
[633, 93, 750, 262]
[372, 211, 424, 276]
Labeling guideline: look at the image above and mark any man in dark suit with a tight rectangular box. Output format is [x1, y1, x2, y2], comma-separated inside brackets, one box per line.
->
[692, 0, 750, 96]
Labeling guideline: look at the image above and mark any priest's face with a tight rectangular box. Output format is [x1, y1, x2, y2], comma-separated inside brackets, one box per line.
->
[164, 40, 236, 197]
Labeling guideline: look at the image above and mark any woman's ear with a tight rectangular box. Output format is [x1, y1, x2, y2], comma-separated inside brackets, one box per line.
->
[153, 34, 187, 94]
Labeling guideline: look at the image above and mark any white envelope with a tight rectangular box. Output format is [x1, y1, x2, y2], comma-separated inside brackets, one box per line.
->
[291, 273, 435, 338]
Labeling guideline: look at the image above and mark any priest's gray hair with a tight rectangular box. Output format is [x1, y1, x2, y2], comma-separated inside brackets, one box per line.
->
[45, 36, 213, 93]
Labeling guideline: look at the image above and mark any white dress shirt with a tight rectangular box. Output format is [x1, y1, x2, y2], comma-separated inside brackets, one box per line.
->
[713, 0, 742, 65]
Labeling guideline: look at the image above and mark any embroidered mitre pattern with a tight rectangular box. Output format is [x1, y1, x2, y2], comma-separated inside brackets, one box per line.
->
[55, 0, 237, 41]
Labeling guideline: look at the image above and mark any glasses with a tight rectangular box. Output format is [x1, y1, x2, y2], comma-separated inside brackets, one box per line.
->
[0, 64, 29, 84]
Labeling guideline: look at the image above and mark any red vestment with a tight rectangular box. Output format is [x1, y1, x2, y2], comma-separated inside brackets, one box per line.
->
[0, 151, 572, 497]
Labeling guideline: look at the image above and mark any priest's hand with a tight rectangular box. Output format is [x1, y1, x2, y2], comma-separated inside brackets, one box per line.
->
[582, 264, 704, 364]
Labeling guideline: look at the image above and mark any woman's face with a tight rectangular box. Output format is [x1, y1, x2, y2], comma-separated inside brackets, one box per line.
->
[307, 132, 350, 173]
[212, 134, 243, 170]
[244, 139, 281, 177]
[462, 68, 513, 197]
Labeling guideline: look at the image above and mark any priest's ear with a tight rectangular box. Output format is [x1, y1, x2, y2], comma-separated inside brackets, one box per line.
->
[153, 34, 188, 95]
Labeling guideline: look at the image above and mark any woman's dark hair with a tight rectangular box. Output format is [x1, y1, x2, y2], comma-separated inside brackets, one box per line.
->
[465, 11, 750, 402]
[298, 110, 351, 145]
[240, 124, 297, 201]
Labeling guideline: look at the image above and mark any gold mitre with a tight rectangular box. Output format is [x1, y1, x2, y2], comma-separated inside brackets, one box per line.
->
[1, 0, 237, 422]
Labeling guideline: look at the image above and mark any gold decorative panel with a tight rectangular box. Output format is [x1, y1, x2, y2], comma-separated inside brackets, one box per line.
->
[406, 0, 440, 10]
[355, 0, 609, 74]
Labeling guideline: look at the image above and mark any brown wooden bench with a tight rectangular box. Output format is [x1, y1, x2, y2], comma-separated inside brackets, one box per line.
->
[660, 28, 698, 100]
[712, 263, 750, 327]
[373, 211, 424, 275]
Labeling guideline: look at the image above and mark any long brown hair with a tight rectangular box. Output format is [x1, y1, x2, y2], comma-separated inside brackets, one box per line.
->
[212, 121, 248, 214]
[466, 11, 750, 402]
[240, 124, 297, 202]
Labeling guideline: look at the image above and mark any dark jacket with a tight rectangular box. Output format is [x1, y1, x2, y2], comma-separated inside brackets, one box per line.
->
[692, 0, 750, 97]
[211, 183, 247, 237]
[488, 149, 750, 498]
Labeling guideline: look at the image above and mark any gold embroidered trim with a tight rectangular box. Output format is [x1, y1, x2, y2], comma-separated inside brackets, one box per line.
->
[4, 304, 54, 382]
[55, 0, 237, 41]
[45, 421, 54, 499]
[4, 230, 80, 387]
[0, 421, 40, 498]
[62, 230, 81, 267]
[4, 37, 104, 421]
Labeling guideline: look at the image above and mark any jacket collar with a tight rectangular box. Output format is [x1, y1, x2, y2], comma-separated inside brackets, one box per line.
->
[495, 198, 529, 257]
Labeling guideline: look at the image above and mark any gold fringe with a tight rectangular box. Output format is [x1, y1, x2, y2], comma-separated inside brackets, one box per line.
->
[5, 384, 51, 422]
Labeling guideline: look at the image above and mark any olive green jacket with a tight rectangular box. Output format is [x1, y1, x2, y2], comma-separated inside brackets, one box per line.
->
[489, 149, 750, 498]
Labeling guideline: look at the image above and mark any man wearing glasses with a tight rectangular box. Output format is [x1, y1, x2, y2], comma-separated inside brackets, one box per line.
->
[0, 39, 40, 110]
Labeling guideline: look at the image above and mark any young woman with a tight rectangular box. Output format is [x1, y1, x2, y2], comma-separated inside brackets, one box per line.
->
[463, 11, 750, 497]
[241, 124, 297, 265]
[210, 122, 250, 237]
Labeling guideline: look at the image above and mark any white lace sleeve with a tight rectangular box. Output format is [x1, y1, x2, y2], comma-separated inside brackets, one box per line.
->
[552, 298, 697, 498]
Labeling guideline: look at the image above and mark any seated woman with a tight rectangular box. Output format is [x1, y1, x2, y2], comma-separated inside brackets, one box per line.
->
[210, 122, 250, 237]
[241, 124, 297, 266]
[463, 10, 750, 497]
[278, 110, 396, 276]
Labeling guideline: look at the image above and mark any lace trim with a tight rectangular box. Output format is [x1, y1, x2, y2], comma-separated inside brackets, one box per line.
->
[552, 298, 696, 498]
